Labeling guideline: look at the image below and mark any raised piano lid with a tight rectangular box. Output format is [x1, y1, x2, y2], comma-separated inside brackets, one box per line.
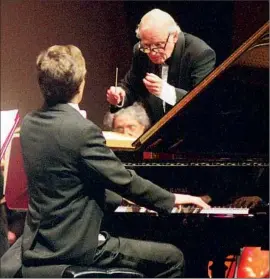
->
[129, 21, 269, 160]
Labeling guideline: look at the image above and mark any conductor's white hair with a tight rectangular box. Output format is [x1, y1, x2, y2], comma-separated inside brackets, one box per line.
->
[135, 9, 181, 39]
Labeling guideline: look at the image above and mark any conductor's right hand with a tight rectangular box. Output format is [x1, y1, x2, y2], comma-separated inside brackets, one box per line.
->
[106, 86, 126, 106]
[174, 194, 211, 209]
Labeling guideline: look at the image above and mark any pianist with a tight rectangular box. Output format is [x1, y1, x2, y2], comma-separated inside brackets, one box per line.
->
[1, 44, 210, 278]
[107, 8, 216, 124]
[103, 102, 150, 138]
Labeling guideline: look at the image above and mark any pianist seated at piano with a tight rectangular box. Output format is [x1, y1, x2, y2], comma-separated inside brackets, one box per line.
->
[1, 44, 211, 278]
[103, 102, 150, 138]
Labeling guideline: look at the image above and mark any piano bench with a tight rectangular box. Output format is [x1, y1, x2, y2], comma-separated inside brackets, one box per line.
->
[62, 266, 145, 278]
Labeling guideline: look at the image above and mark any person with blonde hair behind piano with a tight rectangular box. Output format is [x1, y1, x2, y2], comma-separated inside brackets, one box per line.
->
[1, 44, 210, 278]
[107, 8, 216, 124]
[103, 102, 150, 138]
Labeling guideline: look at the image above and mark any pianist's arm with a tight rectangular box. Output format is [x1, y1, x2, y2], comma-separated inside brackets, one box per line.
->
[80, 123, 175, 215]
[104, 189, 123, 212]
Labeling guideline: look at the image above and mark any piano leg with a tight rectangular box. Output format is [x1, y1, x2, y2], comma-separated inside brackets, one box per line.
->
[183, 250, 210, 278]
[208, 253, 238, 278]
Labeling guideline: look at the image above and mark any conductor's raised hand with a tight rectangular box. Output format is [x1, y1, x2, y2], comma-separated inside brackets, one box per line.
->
[174, 194, 211, 209]
[106, 86, 126, 106]
[143, 73, 163, 96]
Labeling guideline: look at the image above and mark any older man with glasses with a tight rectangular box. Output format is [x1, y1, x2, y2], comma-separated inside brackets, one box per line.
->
[107, 8, 216, 124]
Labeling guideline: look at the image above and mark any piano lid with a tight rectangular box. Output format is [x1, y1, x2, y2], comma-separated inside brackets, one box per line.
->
[131, 21, 269, 159]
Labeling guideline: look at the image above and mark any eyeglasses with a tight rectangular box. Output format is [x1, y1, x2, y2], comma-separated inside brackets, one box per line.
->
[139, 33, 171, 54]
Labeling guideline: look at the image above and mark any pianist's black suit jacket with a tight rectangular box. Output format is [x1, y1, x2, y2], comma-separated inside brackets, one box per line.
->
[18, 103, 175, 277]
[111, 32, 216, 124]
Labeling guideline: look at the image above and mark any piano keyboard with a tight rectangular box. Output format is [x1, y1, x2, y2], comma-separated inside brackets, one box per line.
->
[198, 207, 249, 215]
[115, 205, 251, 216]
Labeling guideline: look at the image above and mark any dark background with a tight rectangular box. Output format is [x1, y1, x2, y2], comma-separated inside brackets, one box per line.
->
[1, 0, 268, 128]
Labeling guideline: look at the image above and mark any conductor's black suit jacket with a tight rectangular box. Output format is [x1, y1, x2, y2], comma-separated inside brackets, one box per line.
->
[111, 32, 216, 124]
[18, 103, 175, 277]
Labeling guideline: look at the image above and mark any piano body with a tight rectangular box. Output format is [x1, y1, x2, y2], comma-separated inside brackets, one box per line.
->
[102, 22, 269, 277]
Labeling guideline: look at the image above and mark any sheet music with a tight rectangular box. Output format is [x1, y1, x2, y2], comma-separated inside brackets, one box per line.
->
[102, 131, 136, 149]
[1, 109, 20, 160]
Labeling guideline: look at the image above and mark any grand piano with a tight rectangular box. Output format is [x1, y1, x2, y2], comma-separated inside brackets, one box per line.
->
[102, 21, 269, 277]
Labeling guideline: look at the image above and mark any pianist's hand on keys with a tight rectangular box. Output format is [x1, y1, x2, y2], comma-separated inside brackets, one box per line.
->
[174, 194, 211, 210]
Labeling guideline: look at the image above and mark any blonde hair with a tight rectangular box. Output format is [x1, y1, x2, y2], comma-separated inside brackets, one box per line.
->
[36, 45, 87, 105]
[135, 9, 181, 39]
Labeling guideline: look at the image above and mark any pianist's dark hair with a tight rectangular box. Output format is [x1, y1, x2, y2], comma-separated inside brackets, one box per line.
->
[36, 45, 87, 106]
[103, 102, 151, 131]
